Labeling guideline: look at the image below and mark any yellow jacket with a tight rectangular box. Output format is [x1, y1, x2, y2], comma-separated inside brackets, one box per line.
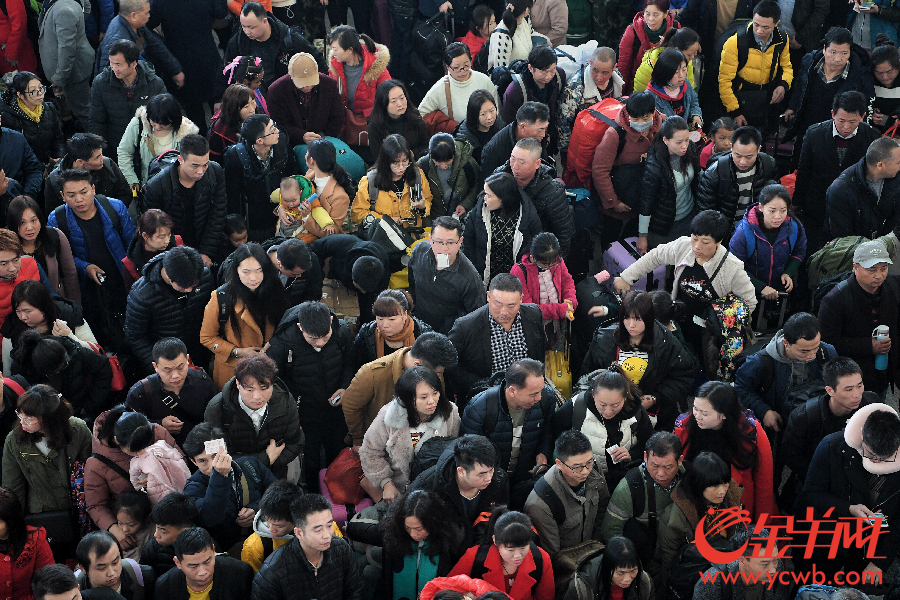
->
[632, 46, 697, 93]
[718, 24, 793, 114]
[350, 168, 432, 228]
[241, 524, 343, 572]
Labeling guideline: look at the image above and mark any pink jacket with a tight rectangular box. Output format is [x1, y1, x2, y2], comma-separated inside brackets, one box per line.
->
[129, 440, 191, 505]
[510, 254, 577, 320]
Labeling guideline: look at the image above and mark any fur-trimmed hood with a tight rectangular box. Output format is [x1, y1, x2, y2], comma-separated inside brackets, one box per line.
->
[133, 105, 199, 145]
[327, 42, 391, 84]
[844, 403, 900, 475]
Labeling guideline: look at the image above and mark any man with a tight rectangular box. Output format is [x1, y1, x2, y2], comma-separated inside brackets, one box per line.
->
[341, 332, 458, 445]
[251, 494, 363, 600]
[224, 2, 326, 94]
[495, 137, 573, 256]
[140, 492, 199, 577]
[45, 134, 132, 213]
[461, 358, 554, 507]
[819, 240, 900, 397]
[693, 529, 790, 600]
[267, 239, 324, 307]
[525, 430, 610, 559]
[33, 565, 88, 600]
[780, 357, 876, 512]
[408, 216, 485, 334]
[267, 53, 345, 148]
[96, 0, 183, 87]
[793, 91, 879, 252]
[501, 45, 566, 155]
[825, 137, 900, 240]
[558, 46, 625, 153]
[204, 354, 303, 480]
[223, 114, 297, 241]
[37, 0, 94, 126]
[0, 229, 56, 329]
[143, 134, 227, 266]
[481, 102, 551, 184]
[697, 125, 778, 229]
[125, 338, 218, 445]
[89, 40, 167, 163]
[0, 116, 43, 198]
[183, 423, 278, 551]
[266, 301, 356, 490]
[718, 0, 793, 129]
[447, 273, 545, 404]
[75, 531, 156, 600]
[309, 234, 390, 324]
[156, 527, 254, 600]
[735, 312, 838, 433]
[125, 247, 215, 374]
[409, 434, 511, 548]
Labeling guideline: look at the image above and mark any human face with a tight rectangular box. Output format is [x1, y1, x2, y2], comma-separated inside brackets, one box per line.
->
[520, 119, 549, 141]
[237, 256, 264, 290]
[783, 333, 820, 363]
[509, 146, 540, 186]
[487, 288, 522, 327]
[702, 482, 730, 504]
[240, 12, 269, 40]
[832, 108, 864, 138]
[87, 545, 122, 590]
[153, 353, 189, 390]
[457, 462, 494, 491]
[295, 509, 334, 553]
[330, 41, 355, 64]
[431, 225, 461, 261]
[191, 450, 216, 477]
[280, 186, 303, 210]
[731, 140, 760, 172]
[690, 234, 719, 262]
[179, 153, 210, 182]
[266, 518, 293, 538]
[478, 101, 498, 131]
[17, 208, 40, 244]
[128, 3, 151, 28]
[611, 566, 640, 589]
[18, 78, 45, 110]
[61, 180, 96, 216]
[43, 589, 81, 600]
[236, 375, 274, 410]
[386, 86, 408, 118]
[108, 53, 137, 82]
[257, 120, 279, 147]
[175, 548, 216, 592]
[760, 197, 788, 230]
[530, 62, 557, 87]
[557, 450, 594, 486]
[0, 251, 21, 281]
[668, 61, 687, 88]
[664, 128, 690, 157]
[506, 374, 545, 410]
[643, 4, 666, 29]
[590, 59, 615, 90]
[116, 511, 142, 537]
[404, 516, 429, 542]
[623, 312, 646, 342]
[593, 388, 626, 420]
[414, 380, 441, 420]
[79, 148, 105, 171]
[682, 42, 701, 62]
[143, 226, 172, 253]
[375, 312, 407, 338]
[448, 54, 473, 82]
[853, 262, 889, 294]
[861, 441, 899, 463]
[496, 543, 529, 570]
[149, 119, 173, 138]
[16, 410, 40, 433]
[739, 549, 779, 584]
[299, 322, 333, 349]
[240, 96, 257, 121]
[483, 183, 503, 211]
[476, 13, 497, 37]
[823, 42, 851, 74]
[644, 451, 682, 489]
[827, 372, 864, 415]
[713, 129, 733, 153]
[751, 15, 779, 45]
[875, 60, 899, 87]
[692, 396, 726, 430]
[879, 147, 900, 179]
[15, 301, 46, 329]
[229, 230, 248, 248]
[390, 154, 411, 179]
[154, 524, 184, 546]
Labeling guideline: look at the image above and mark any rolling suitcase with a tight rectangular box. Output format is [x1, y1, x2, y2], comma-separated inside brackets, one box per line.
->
[602, 237, 665, 294]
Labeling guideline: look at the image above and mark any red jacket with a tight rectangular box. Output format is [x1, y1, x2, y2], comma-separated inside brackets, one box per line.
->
[617, 12, 678, 95]
[420, 575, 500, 600]
[449, 544, 554, 600]
[0, 527, 53, 600]
[0, 257, 40, 330]
[673, 413, 777, 522]
[0, 0, 37, 76]
[510, 254, 577, 321]
[329, 43, 391, 118]
[457, 31, 488, 57]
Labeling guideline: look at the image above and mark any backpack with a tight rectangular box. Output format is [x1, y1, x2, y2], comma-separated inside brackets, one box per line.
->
[562, 98, 626, 189]
[620, 467, 658, 564]
[811, 270, 853, 315]
[748, 348, 830, 415]
[54, 194, 123, 243]
[490, 58, 529, 104]
[409, 436, 456, 481]
[146, 149, 181, 181]
[807, 236, 868, 288]
[408, 12, 455, 103]
[216, 284, 231, 339]
[471, 541, 544, 594]
[509, 69, 563, 107]
[472, 37, 491, 73]
[668, 534, 745, 600]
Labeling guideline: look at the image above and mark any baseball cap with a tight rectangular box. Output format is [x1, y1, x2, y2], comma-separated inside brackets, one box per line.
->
[853, 240, 894, 268]
[289, 53, 319, 88]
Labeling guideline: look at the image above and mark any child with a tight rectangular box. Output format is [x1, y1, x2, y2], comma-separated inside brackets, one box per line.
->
[114, 490, 155, 561]
[456, 5, 496, 58]
[241, 480, 301, 572]
[700, 117, 736, 168]
[271, 176, 334, 241]
[116, 412, 191, 505]
[139, 491, 199, 577]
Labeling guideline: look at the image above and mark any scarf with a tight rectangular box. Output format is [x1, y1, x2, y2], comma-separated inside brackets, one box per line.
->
[393, 540, 439, 600]
[375, 315, 415, 358]
[16, 98, 43, 122]
[644, 20, 667, 44]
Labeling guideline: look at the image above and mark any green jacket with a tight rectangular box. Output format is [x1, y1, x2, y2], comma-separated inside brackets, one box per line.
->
[599, 463, 684, 542]
[417, 138, 480, 219]
[2, 417, 92, 514]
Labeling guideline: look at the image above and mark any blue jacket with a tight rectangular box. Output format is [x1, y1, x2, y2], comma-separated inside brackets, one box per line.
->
[0, 128, 43, 196]
[84, 0, 115, 38]
[95, 15, 182, 77]
[48, 197, 136, 276]
[729, 203, 807, 288]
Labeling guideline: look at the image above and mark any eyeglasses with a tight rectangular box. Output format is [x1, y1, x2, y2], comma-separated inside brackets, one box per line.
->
[862, 446, 898, 462]
[561, 457, 595, 473]
[448, 63, 471, 74]
[431, 238, 460, 247]
[392, 159, 411, 169]
[23, 86, 47, 98]
[535, 257, 561, 270]
[15, 411, 37, 426]
[262, 126, 279, 138]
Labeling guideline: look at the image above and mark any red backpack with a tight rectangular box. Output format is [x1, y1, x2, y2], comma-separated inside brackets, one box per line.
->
[563, 98, 626, 189]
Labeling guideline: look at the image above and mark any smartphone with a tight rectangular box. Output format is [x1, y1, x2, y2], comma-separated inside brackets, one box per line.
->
[330, 394, 341, 405]
[860, 2, 875, 10]
[97, 273, 106, 284]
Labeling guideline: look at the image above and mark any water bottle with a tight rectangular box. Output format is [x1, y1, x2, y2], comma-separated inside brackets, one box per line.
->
[874, 325, 890, 371]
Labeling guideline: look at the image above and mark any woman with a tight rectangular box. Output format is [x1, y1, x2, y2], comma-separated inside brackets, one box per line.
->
[209, 84, 260, 163]
[115, 412, 189, 505]
[0, 487, 53, 600]
[530, 0, 567, 46]
[553, 365, 654, 490]
[871, 36, 900, 132]
[729, 184, 807, 308]
[581, 291, 695, 432]
[368, 81, 430, 160]
[329, 26, 391, 119]
[487, 0, 534, 69]
[450, 509, 554, 600]
[563, 536, 651, 600]
[638, 116, 700, 253]
[649, 290, 695, 363]
[354, 290, 433, 368]
[647, 49, 702, 125]
[0, 73, 64, 165]
[117, 93, 200, 188]
[617, 0, 678, 95]
[463, 172, 542, 288]
[294, 139, 355, 237]
[418, 133, 481, 219]
[85, 405, 178, 553]
[200, 242, 288, 389]
[456, 91, 504, 164]
[222, 56, 267, 115]
[378, 490, 464, 600]
[613, 210, 757, 359]
[2, 280, 97, 354]
[121, 209, 184, 292]
[1, 384, 91, 518]
[849, 0, 898, 48]
[7, 195, 79, 303]
[419, 43, 499, 134]
[457, 5, 496, 57]
[360, 366, 460, 503]
[632, 27, 700, 93]
[655, 451, 744, 588]
[352, 134, 433, 231]
[673, 381, 775, 521]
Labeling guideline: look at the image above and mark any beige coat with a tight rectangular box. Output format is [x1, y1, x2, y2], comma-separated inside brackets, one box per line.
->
[530, 0, 569, 47]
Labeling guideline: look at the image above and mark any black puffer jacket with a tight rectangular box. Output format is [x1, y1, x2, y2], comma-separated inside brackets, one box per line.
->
[266, 306, 356, 418]
[639, 144, 701, 236]
[124, 253, 215, 373]
[352, 317, 432, 369]
[697, 152, 778, 222]
[139, 537, 178, 578]
[45, 155, 132, 213]
[252, 537, 363, 600]
[0, 295, 87, 354]
[142, 161, 227, 257]
[480, 121, 519, 185]
[158, 555, 253, 600]
[0, 89, 65, 163]
[825, 158, 900, 239]
[494, 162, 573, 255]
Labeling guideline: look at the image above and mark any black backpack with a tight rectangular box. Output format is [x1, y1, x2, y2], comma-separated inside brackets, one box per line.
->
[811, 269, 853, 314]
[620, 467, 658, 564]
[408, 12, 455, 103]
[490, 58, 529, 102]
[409, 436, 456, 481]
[472, 38, 491, 73]
[146, 149, 181, 182]
[667, 533, 744, 600]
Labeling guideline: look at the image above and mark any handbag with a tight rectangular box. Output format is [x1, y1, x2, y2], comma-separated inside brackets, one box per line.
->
[344, 109, 369, 147]
[423, 76, 459, 135]
[25, 510, 75, 544]
[86, 342, 127, 392]
[545, 322, 572, 399]
[324, 447, 366, 505]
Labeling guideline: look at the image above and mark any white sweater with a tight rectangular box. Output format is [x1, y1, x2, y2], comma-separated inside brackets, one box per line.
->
[487, 19, 534, 69]
[418, 71, 499, 123]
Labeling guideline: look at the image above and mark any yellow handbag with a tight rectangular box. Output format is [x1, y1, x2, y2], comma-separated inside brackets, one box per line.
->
[545, 322, 572, 399]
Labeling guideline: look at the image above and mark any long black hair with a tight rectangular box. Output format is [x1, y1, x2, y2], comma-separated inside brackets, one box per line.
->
[598, 537, 648, 600]
[14, 383, 74, 451]
[0, 487, 29, 559]
[381, 490, 460, 559]
[685, 381, 759, 471]
[368, 80, 425, 137]
[372, 134, 417, 191]
[307, 138, 357, 199]
[225, 243, 288, 343]
[501, 0, 533, 38]
[7, 196, 57, 258]
[680, 451, 732, 517]
[613, 291, 655, 353]
[394, 366, 453, 427]
[651, 115, 699, 176]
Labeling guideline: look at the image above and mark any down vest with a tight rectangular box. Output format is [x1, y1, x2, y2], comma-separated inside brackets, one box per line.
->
[639, 143, 700, 236]
[494, 162, 573, 256]
[252, 537, 363, 600]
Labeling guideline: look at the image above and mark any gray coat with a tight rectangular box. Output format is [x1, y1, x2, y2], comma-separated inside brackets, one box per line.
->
[408, 240, 486, 335]
[38, 0, 94, 87]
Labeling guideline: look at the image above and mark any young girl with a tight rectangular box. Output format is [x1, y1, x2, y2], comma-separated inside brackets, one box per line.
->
[699, 117, 735, 168]
[113, 490, 154, 560]
[271, 176, 333, 241]
[223, 56, 267, 116]
[457, 5, 496, 58]
[487, 0, 534, 69]
[115, 412, 190, 505]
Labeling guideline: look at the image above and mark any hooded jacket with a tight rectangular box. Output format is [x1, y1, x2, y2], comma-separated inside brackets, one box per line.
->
[697, 152, 778, 222]
[121, 232, 183, 292]
[825, 158, 900, 240]
[449, 542, 554, 600]
[456, 118, 505, 165]
[117, 106, 200, 185]
[480, 121, 520, 184]
[128, 439, 190, 504]
[418, 139, 481, 217]
[510, 253, 577, 321]
[632, 46, 696, 93]
[328, 41, 391, 118]
[501, 67, 565, 153]
[729, 204, 808, 289]
[494, 162, 573, 256]
[350, 168, 433, 229]
[617, 12, 679, 95]
[0, 89, 65, 164]
[241, 512, 294, 572]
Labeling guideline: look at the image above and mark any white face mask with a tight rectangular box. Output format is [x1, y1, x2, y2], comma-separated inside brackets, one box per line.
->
[630, 119, 653, 132]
